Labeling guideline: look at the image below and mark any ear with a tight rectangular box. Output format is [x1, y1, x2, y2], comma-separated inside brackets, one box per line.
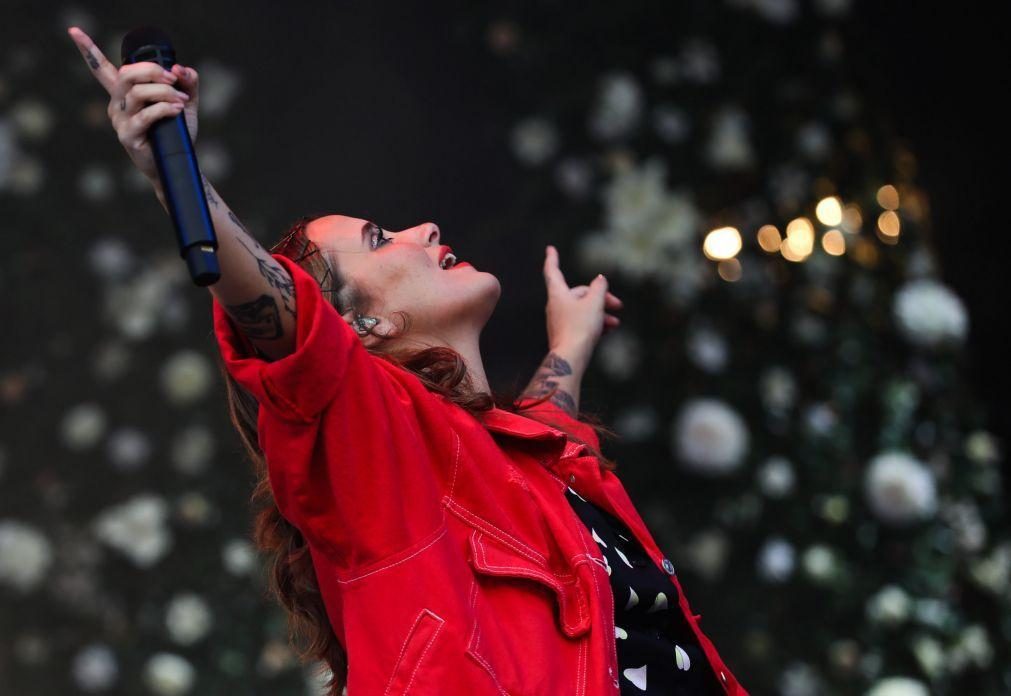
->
[339, 308, 394, 345]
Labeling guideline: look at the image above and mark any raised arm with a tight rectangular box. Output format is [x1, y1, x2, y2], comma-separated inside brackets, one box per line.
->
[155, 173, 297, 361]
[519, 245, 624, 416]
[68, 27, 296, 361]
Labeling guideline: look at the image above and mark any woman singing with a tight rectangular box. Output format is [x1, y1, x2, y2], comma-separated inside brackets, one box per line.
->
[69, 27, 748, 696]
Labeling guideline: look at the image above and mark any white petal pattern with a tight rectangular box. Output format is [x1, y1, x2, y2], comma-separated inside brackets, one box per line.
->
[623, 664, 648, 690]
[674, 644, 691, 671]
[647, 591, 668, 613]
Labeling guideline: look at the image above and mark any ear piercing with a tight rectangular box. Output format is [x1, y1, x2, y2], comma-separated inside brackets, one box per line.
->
[352, 314, 379, 336]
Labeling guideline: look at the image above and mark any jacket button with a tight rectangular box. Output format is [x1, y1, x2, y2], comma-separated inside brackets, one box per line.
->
[662, 558, 676, 574]
[569, 473, 576, 483]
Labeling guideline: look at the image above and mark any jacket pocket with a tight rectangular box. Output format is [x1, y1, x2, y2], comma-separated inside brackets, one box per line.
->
[383, 608, 446, 696]
[464, 529, 593, 695]
[466, 529, 591, 638]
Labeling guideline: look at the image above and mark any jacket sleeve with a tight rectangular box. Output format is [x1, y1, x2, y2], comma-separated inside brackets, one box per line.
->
[212, 253, 451, 570]
[212, 252, 356, 423]
[512, 394, 603, 452]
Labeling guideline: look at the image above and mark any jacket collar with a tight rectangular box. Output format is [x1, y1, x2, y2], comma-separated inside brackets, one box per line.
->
[479, 406, 568, 442]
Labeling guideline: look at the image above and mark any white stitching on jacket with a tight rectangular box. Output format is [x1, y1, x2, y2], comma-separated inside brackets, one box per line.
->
[337, 525, 447, 585]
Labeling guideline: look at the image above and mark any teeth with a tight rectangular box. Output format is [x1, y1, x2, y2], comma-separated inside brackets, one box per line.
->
[440, 252, 457, 269]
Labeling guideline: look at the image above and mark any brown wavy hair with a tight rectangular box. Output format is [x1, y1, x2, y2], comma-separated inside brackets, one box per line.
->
[214, 214, 617, 694]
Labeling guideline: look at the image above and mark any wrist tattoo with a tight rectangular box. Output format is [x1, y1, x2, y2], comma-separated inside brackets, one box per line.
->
[520, 351, 576, 416]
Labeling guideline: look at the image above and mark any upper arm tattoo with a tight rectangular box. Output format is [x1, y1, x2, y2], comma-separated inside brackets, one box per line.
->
[520, 352, 577, 416]
[224, 294, 283, 339]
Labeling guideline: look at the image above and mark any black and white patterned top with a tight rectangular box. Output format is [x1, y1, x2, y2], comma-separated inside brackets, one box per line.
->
[565, 486, 725, 695]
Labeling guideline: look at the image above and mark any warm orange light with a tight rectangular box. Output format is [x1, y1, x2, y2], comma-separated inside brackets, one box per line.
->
[878, 210, 901, 237]
[785, 217, 815, 257]
[816, 196, 843, 226]
[717, 258, 742, 281]
[842, 204, 862, 234]
[780, 237, 804, 263]
[822, 229, 846, 256]
[703, 226, 742, 260]
[757, 224, 782, 252]
[877, 184, 900, 210]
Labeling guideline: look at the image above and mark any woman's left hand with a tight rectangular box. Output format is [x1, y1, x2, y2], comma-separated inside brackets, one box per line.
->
[542, 244, 623, 370]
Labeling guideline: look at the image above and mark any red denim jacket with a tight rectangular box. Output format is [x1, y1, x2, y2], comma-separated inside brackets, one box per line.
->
[212, 253, 748, 695]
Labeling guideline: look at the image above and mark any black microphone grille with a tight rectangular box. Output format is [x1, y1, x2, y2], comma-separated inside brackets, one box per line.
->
[121, 26, 175, 65]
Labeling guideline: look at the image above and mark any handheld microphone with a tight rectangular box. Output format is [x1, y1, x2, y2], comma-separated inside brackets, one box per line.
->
[121, 26, 220, 287]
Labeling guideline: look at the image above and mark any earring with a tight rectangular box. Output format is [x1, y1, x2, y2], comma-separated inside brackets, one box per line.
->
[352, 314, 379, 336]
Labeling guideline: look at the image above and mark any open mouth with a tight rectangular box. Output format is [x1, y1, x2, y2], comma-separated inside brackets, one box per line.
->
[439, 252, 458, 269]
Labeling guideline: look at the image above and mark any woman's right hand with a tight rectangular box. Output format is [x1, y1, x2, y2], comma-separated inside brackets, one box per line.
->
[67, 26, 200, 183]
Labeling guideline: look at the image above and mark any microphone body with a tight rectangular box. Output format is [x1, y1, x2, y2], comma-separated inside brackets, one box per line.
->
[121, 27, 220, 286]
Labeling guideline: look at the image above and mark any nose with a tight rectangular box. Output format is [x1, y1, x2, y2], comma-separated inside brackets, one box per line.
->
[408, 222, 440, 246]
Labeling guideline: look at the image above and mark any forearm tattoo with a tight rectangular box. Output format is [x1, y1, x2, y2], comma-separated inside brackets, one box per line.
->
[227, 210, 263, 250]
[520, 352, 577, 416]
[225, 238, 297, 341]
[238, 237, 295, 318]
[201, 173, 219, 208]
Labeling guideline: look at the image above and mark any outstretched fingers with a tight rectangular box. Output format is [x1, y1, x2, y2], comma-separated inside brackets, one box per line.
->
[543, 245, 570, 295]
[67, 26, 118, 93]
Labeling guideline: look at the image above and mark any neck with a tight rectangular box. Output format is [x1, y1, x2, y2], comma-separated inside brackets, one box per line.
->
[391, 329, 491, 397]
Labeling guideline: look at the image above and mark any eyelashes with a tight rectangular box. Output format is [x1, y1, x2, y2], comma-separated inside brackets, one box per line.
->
[369, 222, 394, 250]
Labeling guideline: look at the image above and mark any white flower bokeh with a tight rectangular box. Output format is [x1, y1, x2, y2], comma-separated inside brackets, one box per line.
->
[160, 350, 214, 406]
[165, 592, 214, 645]
[511, 117, 559, 166]
[672, 398, 750, 475]
[577, 157, 707, 306]
[72, 642, 119, 692]
[92, 494, 173, 568]
[893, 279, 968, 349]
[60, 402, 108, 451]
[756, 536, 795, 582]
[588, 71, 643, 141]
[143, 652, 196, 696]
[0, 519, 53, 592]
[864, 451, 938, 527]
[866, 584, 912, 627]
[864, 676, 929, 696]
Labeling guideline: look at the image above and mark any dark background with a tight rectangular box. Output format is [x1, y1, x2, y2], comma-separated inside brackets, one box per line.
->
[850, 1, 1009, 458]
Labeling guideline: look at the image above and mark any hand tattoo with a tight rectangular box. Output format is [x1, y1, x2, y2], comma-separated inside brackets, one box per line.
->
[119, 98, 126, 111]
[520, 352, 576, 416]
